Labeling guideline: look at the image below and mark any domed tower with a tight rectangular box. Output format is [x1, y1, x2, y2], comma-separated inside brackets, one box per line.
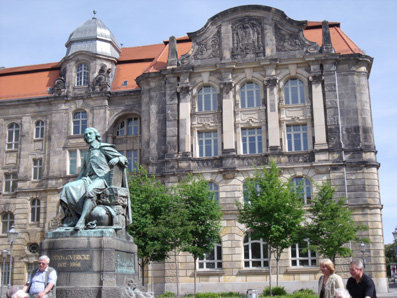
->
[54, 12, 121, 96]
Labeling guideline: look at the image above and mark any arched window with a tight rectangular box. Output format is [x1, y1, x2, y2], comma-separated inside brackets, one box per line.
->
[73, 111, 87, 135]
[198, 86, 217, 112]
[198, 239, 222, 269]
[291, 239, 317, 267]
[1, 212, 14, 234]
[35, 120, 45, 139]
[208, 182, 219, 202]
[116, 117, 139, 136]
[241, 82, 260, 108]
[243, 180, 260, 205]
[6, 123, 19, 150]
[76, 63, 89, 86]
[30, 199, 41, 223]
[292, 177, 312, 204]
[244, 235, 268, 268]
[284, 79, 305, 105]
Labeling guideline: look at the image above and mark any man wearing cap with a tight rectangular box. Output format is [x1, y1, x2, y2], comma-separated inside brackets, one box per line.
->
[22, 255, 56, 298]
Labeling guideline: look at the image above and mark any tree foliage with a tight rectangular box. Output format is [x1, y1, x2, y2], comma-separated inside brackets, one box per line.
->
[127, 165, 189, 286]
[176, 174, 223, 295]
[304, 181, 369, 264]
[236, 160, 305, 289]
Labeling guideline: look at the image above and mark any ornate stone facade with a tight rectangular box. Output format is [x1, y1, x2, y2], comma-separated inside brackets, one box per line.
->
[0, 5, 387, 295]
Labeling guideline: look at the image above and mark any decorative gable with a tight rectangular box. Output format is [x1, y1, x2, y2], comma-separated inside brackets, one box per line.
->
[179, 5, 320, 66]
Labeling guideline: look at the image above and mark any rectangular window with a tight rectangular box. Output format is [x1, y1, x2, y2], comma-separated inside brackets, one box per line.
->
[26, 263, 37, 280]
[287, 124, 308, 152]
[291, 240, 317, 267]
[126, 150, 139, 172]
[69, 150, 77, 175]
[80, 150, 88, 167]
[32, 159, 43, 180]
[1, 262, 10, 285]
[198, 131, 218, 157]
[242, 128, 263, 154]
[4, 174, 17, 193]
[35, 121, 45, 139]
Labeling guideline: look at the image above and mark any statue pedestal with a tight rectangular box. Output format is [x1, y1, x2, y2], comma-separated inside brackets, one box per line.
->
[41, 228, 138, 298]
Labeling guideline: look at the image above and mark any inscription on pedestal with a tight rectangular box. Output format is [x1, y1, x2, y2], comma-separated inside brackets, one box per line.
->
[115, 251, 135, 274]
[51, 251, 93, 272]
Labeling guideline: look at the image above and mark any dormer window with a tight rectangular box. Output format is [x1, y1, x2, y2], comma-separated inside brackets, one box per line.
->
[122, 81, 128, 87]
[76, 63, 89, 86]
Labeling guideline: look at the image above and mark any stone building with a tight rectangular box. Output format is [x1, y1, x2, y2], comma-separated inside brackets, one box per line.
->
[0, 5, 387, 294]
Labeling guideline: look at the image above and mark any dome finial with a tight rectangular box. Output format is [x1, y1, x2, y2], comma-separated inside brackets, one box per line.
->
[93, 10, 97, 19]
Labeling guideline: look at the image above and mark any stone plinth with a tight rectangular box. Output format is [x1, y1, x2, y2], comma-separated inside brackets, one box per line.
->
[41, 228, 138, 298]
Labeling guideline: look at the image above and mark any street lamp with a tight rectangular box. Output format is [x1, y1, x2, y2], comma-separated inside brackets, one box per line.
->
[360, 241, 366, 268]
[1, 249, 8, 298]
[7, 225, 18, 289]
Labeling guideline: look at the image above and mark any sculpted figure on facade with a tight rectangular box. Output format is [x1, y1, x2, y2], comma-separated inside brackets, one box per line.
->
[53, 68, 66, 96]
[232, 17, 264, 58]
[60, 127, 131, 231]
[93, 65, 112, 92]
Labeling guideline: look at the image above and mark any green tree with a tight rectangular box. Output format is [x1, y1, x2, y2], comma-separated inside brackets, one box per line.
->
[176, 174, 223, 296]
[304, 181, 369, 264]
[127, 165, 189, 286]
[236, 160, 305, 293]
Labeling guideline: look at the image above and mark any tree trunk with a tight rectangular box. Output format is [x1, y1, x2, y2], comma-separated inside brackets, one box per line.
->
[175, 247, 180, 297]
[194, 256, 197, 297]
[140, 262, 145, 287]
[276, 258, 279, 287]
[268, 247, 272, 296]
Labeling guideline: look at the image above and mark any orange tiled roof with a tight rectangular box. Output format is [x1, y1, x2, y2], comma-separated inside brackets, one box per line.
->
[0, 23, 364, 101]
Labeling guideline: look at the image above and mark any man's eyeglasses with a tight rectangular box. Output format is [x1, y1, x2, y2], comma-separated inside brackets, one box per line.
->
[38, 262, 46, 265]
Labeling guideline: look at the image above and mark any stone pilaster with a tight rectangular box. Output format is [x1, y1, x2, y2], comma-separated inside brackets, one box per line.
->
[264, 76, 280, 151]
[177, 83, 191, 155]
[221, 80, 235, 153]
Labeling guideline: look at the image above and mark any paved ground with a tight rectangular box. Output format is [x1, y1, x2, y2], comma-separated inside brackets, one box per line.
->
[378, 282, 397, 298]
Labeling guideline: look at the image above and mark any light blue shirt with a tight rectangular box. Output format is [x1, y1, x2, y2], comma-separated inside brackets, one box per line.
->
[27, 267, 57, 294]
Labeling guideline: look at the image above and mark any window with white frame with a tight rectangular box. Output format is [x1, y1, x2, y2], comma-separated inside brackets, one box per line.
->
[292, 177, 312, 204]
[69, 150, 78, 175]
[208, 182, 219, 202]
[35, 120, 45, 139]
[284, 79, 305, 105]
[241, 82, 260, 108]
[244, 235, 268, 268]
[30, 199, 41, 223]
[1, 262, 10, 285]
[243, 181, 260, 205]
[68, 149, 87, 175]
[76, 63, 89, 86]
[4, 174, 17, 193]
[198, 241, 222, 269]
[291, 240, 317, 267]
[117, 117, 140, 136]
[126, 150, 139, 172]
[242, 128, 263, 154]
[198, 86, 217, 112]
[286, 124, 308, 152]
[6, 123, 19, 150]
[198, 131, 218, 157]
[32, 159, 43, 181]
[1, 212, 14, 234]
[73, 111, 87, 135]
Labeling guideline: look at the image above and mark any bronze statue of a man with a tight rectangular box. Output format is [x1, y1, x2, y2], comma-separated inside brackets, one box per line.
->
[60, 127, 128, 230]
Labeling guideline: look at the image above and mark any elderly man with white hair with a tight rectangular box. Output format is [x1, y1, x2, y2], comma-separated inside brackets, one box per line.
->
[22, 255, 57, 298]
[346, 259, 377, 298]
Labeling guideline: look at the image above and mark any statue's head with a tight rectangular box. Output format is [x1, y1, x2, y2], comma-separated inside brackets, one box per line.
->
[84, 127, 102, 144]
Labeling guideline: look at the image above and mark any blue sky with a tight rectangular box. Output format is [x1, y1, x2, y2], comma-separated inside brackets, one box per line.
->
[0, 0, 396, 244]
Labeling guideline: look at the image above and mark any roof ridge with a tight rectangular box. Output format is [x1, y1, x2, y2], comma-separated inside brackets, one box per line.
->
[334, 26, 363, 54]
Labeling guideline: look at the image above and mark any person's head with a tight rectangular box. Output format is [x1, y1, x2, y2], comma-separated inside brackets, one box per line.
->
[349, 259, 364, 280]
[84, 127, 102, 144]
[38, 255, 50, 272]
[320, 258, 335, 275]
[334, 288, 350, 298]
[6, 286, 18, 298]
[11, 290, 28, 298]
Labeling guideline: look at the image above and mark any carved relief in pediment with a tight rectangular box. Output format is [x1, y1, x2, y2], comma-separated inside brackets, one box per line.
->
[232, 17, 264, 58]
[274, 23, 319, 53]
[194, 27, 221, 60]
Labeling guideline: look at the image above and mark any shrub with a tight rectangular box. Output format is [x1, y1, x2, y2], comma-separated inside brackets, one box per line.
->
[156, 292, 177, 298]
[262, 286, 287, 296]
[292, 288, 317, 298]
[195, 293, 219, 298]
